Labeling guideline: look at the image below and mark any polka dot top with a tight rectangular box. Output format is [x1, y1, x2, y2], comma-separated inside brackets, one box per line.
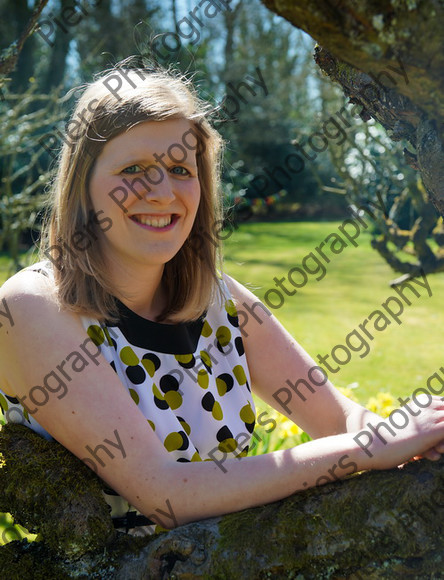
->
[0, 261, 256, 527]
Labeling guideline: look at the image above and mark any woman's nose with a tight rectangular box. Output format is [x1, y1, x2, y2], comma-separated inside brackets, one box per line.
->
[125, 167, 175, 204]
[144, 171, 176, 204]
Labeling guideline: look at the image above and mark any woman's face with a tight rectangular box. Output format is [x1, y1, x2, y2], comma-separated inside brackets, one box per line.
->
[88, 118, 201, 272]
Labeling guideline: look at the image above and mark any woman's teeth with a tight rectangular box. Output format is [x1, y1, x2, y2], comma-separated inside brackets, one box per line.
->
[133, 215, 173, 227]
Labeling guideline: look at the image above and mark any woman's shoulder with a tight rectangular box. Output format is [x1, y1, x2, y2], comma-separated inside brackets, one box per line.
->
[0, 260, 85, 356]
[220, 273, 259, 309]
[0, 260, 57, 308]
[0, 261, 94, 397]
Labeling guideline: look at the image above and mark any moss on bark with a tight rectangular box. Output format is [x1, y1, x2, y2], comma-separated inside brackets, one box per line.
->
[0, 423, 115, 558]
[2, 424, 444, 578]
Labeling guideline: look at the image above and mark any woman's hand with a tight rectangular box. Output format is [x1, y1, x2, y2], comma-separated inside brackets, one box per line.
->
[360, 394, 444, 470]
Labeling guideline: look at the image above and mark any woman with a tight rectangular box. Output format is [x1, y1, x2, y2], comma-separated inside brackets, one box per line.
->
[1, 63, 443, 535]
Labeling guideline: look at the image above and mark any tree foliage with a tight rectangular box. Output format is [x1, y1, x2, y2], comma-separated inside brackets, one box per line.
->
[262, 0, 444, 278]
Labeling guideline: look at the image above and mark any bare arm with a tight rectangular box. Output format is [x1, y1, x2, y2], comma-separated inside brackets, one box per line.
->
[223, 274, 381, 436]
[1, 271, 444, 530]
[224, 274, 444, 461]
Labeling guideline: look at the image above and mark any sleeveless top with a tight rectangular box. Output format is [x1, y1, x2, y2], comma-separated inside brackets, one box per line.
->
[0, 261, 255, 533]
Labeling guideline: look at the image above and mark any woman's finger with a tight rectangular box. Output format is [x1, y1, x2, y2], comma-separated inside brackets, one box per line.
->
[422, 448, 442, 461]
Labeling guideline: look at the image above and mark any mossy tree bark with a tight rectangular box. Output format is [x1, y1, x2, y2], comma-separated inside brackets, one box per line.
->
[1, 423, 444, 578]
[261, 0, 444, 219]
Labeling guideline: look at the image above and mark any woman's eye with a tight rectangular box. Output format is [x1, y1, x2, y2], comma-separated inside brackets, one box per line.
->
[122, 165, 142, 174]
[170, 166, 190, 176]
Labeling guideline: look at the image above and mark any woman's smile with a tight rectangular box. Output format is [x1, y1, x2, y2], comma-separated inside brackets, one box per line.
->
[129, 213, 180, 231]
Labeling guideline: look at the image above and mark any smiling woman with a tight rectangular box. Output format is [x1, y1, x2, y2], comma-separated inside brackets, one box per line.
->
[107, 119, 209, 216]
[40, 66, 224, 324]
[2, 59, 444, 539]
[87, 118, 203, 320]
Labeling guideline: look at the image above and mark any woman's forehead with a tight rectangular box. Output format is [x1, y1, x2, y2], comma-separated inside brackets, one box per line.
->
[98, 118, 198, 164]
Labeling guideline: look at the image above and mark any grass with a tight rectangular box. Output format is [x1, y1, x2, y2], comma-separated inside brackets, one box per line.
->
[0, 512, 33, 545]
[0, 253, 15, 281]
[0, 249, 37, 282]
[223, 220, 444, 403]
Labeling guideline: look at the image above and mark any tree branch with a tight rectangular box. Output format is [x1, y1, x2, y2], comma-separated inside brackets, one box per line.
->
[0, 0, 49, 78]
[2, 423, 444, 578]
[261, 0, 444, 216]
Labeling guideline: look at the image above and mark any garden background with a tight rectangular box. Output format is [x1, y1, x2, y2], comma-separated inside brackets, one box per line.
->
[1, 0, 444, 546]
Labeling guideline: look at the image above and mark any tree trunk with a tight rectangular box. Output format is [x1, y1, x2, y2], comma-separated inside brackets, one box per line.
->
[41, 0, 72, 93]
[1, 423, 444, 578]
[261, 0, 444, 217]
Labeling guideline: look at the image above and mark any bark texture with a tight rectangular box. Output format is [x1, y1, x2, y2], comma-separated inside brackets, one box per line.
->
[261, 0, 444, 216]
[2, 423, 444, 578]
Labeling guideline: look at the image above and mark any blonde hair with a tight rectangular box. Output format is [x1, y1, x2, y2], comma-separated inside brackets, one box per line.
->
[40, 63, 225, 323]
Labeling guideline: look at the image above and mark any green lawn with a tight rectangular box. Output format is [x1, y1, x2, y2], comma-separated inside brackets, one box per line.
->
[1, 223, 443, 404]
[0, 253, 15, 281]
[223, 220, 444, 403]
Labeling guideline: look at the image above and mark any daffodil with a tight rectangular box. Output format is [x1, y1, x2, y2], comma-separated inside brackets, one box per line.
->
[278, 420, 302, 439]
[366, 392, 397, 417]
[336, 385, 359, 402]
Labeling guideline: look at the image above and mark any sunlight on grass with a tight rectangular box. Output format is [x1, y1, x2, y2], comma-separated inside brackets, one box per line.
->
[0, 249, 39, 285]
[2, 223, 443, 403]
[224, 221, 444, 403]
[1, 223, 443, 402]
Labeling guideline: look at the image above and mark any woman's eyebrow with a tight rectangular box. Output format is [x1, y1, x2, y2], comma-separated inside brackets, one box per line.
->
[113, 154, 198, 169]
[114, 156, 153, 167]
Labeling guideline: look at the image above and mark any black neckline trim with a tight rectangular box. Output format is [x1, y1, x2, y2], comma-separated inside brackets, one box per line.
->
[109, 299, 205, 355]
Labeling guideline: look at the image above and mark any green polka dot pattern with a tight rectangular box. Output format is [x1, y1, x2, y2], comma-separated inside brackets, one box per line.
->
[85, 292, 256, 464]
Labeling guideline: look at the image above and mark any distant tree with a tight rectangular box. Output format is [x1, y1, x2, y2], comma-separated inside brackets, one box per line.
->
[73, 0, 163, 78]
[199, 1, 332, 208]
[326, 109, 444, 282]
[0, 85, 61, 271]
[262, 0, 444, 279]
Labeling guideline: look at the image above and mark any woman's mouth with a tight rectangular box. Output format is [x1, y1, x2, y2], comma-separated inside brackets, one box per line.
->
[129, 214, 178, 230]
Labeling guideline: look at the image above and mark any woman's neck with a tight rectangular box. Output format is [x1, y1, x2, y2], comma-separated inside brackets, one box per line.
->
[106, 258, 166, 320]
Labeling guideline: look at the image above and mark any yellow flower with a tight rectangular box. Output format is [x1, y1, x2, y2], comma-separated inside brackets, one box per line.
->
[366, 392, 397, 417]
[278, 419, 301, 439]
[336, 385, 359, 402]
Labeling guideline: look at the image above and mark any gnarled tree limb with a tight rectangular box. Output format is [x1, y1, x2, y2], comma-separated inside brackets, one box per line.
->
[1, 423, 444, 578]
[0, 0, 49, 78]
